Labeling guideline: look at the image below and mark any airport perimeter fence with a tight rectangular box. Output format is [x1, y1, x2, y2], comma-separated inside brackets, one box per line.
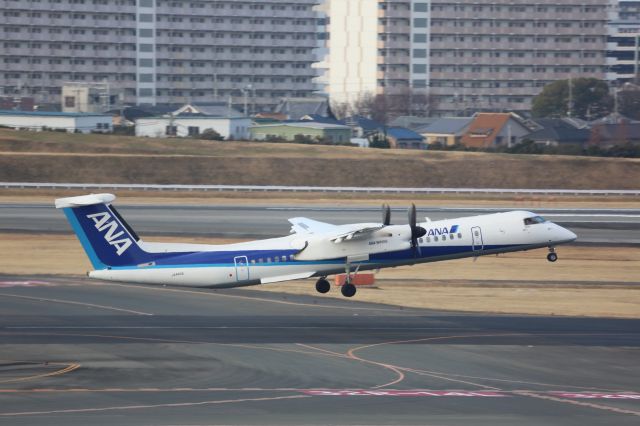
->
[2, 182, 640, 197]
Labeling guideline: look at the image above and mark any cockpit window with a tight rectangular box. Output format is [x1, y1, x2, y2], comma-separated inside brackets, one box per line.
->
[524, 216, 547, 225]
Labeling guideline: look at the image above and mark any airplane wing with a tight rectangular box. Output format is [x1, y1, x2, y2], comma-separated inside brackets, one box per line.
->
[260, 271, 317, 284]
[329, 226, 385, 243]
[288, 217, 338, 235]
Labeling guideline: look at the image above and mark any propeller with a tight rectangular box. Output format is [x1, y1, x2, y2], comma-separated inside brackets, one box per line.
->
[408, 204, 427, 257]
[382, 203, 391, 226]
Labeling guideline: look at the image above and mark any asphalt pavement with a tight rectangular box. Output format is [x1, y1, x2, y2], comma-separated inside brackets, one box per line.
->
[1, 275, 639, 425]
[1, 202, 640, 244]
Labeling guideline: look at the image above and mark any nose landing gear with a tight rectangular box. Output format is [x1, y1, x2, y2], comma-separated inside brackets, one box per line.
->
[547, 247, 558, 262]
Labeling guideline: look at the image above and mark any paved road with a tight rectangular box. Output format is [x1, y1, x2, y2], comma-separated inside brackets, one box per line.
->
[0, 275, 638, 425]
[1, 203, 640, 244]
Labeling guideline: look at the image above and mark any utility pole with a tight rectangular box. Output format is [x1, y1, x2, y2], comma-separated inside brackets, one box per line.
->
[567, 76, 573, 118]
[168, 113, 175, 136]
[635, 35, 640, 85]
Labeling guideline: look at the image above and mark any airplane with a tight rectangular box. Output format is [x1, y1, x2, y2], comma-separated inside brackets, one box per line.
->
[55, 193, 577, 298]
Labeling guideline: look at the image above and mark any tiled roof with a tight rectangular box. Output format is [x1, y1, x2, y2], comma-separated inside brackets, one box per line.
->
[528, 119, 591, 144]
[0, 110, 110, 117]
[386, 127, 424, 140]
[459, 113, 512, 148]
[417, 117, 473, 135]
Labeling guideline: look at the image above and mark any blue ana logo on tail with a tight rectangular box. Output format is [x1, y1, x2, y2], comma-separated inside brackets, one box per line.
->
[86, 212, 132, 256]
[427, 225, 459, 237]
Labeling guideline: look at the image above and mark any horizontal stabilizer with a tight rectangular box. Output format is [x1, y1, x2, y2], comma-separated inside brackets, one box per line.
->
[55, 193, 116, 209]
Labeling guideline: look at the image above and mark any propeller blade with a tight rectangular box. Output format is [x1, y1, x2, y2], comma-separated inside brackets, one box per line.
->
[409, 204, 417, 228]
[408, 204, 425, 257]
[382, 204, 391, 226]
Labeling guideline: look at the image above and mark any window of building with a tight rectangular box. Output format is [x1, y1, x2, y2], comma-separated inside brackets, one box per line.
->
[187, 126, 199, 136]
[165, 125, 177, 136]
[64, 96, 75, 108]
[414, 18, 428, 28]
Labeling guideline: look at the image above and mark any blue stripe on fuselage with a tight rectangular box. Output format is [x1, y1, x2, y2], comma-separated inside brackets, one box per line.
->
[103, 244, 528, 271]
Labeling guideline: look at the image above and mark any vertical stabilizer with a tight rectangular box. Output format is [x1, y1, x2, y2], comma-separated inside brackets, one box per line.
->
[55, 194, 152, 269]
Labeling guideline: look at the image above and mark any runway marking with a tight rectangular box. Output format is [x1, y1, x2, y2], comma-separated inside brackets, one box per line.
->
[102, 282, 413, 313]
[1, 386, 637, 400]
[303, 389, 507, 397]
[552, 392, 640, 400]
[0, 281, 54, 288]
[344, 333, 639, 392]
[0, 362, 80, 384]
[514, 390, 640, 417]
[6, 326, 463, 331]
[0, 394, 309, 417]
[2, 332, 352, 362]
[0, 293, 153, 316]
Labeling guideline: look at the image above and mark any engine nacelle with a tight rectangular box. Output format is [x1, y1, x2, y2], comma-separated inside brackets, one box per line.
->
[293, 225, 414, 261]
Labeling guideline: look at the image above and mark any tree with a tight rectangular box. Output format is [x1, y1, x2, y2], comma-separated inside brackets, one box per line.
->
[369, 132, 390, 149]
[330, 89, 439, 124]
[532, 78, 613, 120]
[618, 86, 640, 121]
[198, 129, 224, 141]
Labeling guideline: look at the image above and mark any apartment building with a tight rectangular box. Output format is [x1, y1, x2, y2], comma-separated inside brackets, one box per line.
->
[0, 0, 323, 110]
[326, 0, 610, 116]
[607, 0, 640, 84]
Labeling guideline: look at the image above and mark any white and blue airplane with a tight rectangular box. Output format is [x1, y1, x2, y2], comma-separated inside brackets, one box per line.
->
[56, 193, 577, 298]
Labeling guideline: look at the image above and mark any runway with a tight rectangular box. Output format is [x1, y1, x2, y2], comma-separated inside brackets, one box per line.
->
[2, 202, 640, 244]
[1, 275, 639, 425]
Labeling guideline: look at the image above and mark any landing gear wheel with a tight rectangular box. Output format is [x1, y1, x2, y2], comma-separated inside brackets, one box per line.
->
[547, 252, 558, 262]
[315, 278, 330, 294]
[341, 283, 357, 298]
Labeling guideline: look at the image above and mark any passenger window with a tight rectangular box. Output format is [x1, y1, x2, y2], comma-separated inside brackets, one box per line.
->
[258, 258, 263, 263]
[289, 255, 295, 261]
[250, 259, 256, 264]
[450, 234, 454, 240]
[426, 237, 431, 242]
[281, 256, 286, 262]
[267, 257, 271, 263]
[434, 236, 438, 241]
[274, 257, 279, 263]
[457, 233, 462, 238]
[419, 238, 424, 243]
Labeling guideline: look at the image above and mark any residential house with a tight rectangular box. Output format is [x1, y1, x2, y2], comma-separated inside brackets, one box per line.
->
[250, 122, 352, 144]
[273, 97, 330, 121]
[459, 113, 531, 149]
[0, 110, 112, 133]
[390, 116, 438, 131]
[385, 127, 426, 149]
[527, 119, 591, 147]
[417, 117, 473, 146]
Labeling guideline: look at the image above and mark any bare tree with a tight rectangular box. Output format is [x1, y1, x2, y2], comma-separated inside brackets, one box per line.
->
[330, 89, 438, 124]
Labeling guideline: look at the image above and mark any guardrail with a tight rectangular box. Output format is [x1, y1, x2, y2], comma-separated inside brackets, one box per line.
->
[2, 182, 640, 196]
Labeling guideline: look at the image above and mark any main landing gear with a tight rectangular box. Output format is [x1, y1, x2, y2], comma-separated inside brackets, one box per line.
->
[341, 280, 357, 298]
[315, 277, 330, 294]
[547, 247, 558, 262]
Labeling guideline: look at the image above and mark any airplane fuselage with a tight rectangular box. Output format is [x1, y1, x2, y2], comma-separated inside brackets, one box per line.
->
[88, 210, 576, 288]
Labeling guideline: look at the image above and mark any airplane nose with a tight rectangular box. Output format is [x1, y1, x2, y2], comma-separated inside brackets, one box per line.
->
[560, 226, 577, 243]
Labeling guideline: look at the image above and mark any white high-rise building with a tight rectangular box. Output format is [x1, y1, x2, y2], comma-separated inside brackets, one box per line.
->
[325, 0, 611, 116]
[607, 0, 640, 85]
[0, 0, 324, 110]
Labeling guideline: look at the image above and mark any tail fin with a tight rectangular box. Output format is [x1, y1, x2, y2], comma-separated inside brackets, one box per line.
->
[55, 193, 153, 269]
